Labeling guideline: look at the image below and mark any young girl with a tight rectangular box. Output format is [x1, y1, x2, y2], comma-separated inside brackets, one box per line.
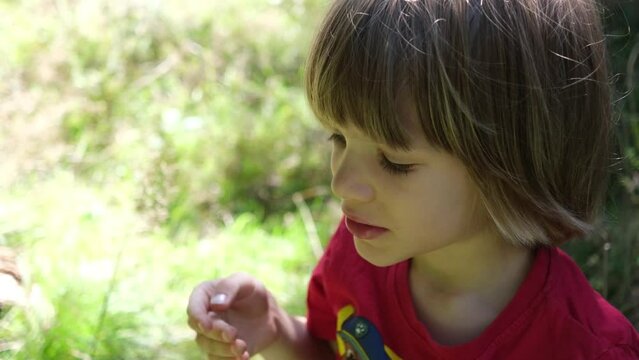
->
[187, 0, 639, 359]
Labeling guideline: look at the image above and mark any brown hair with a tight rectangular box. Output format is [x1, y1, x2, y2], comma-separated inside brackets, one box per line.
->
[305, 0, 614, 246]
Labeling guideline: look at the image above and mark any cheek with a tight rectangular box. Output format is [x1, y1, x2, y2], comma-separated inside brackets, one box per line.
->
[403, 174, 483, 232]
[439, 185, 491, 238]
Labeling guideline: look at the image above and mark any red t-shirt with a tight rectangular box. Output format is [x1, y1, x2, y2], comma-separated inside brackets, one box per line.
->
[306, 220, 639, 359]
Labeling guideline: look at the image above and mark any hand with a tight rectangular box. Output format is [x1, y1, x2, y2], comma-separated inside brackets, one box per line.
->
[187, 273, 280, 359]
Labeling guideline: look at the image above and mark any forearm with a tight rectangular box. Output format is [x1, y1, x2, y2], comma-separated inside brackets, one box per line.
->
[259, 313, 334, 360]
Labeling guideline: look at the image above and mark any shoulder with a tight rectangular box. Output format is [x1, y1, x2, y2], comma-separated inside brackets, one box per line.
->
[594, 345, 639, 360]
[540, 247, 639, 356]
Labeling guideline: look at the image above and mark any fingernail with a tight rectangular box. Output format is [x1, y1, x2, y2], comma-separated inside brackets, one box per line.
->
[211, 293, 228, 305]
[222, 331, 231, 342]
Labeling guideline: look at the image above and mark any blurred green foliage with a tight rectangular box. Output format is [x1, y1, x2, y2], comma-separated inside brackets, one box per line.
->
[2, 0, 333, 234]
[0, 0, 335, 358]
[0, 0, 637, 358]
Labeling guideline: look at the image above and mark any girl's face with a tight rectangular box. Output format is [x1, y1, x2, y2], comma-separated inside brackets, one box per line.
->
[329, 113, 497, 267]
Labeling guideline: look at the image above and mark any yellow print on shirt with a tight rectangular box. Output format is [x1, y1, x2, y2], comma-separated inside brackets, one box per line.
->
[336, 305, 402, 360]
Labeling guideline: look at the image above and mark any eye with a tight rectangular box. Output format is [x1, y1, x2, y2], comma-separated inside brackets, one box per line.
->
[378, 152, 414, 176]
[328, 133, 346, 146]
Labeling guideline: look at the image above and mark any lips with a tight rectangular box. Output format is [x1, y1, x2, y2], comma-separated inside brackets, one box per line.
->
[344, 216, 389, 240]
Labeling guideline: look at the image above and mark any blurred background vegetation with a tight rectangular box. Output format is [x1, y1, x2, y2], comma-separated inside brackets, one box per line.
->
[0, 0, 636, 358]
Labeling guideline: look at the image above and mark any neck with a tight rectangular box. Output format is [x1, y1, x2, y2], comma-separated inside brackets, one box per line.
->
[410, 230, 533, 297]
[409, 229, 535, 345]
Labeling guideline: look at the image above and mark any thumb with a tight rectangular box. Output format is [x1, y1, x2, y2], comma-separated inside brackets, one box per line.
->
[209, 272, 263, 313]
[187, 278, 242, 333]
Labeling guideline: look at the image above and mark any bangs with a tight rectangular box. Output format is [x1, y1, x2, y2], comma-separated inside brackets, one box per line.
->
[304, 0, 437, 151]
[304, 0, 614, 246]
[305, 0, 501, 155]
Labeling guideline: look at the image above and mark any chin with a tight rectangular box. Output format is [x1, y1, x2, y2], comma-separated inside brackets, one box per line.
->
[354, 240, 404, 267]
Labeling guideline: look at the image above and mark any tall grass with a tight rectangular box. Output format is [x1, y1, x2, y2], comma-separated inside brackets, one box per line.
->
[0, 170, 335, 359]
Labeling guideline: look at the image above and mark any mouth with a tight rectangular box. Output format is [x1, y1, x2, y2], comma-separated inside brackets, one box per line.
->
[344, 216, 389, 240]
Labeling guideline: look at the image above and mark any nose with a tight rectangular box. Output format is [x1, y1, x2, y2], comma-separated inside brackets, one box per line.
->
[331, 149, 375, 203]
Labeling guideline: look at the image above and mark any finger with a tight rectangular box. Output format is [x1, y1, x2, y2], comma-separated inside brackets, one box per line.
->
[188, 315, 202, 333]
[206, 273, 254, 312]
[195, 334, 237, 358]
[232, 338, 249, 358]
[196, 323, 249, 358]
[201, 339, 249, 360]
[187, 280, 219, 330]
[211, 273, 269, 316]
[188, 273, 264, 331]
[206, 355, 237, 360]
[207, 318, 239, 342]
[188, 274, 252, 325]
[191, 316, 238, 341]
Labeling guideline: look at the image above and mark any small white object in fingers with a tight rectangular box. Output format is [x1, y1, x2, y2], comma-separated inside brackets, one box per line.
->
[211, 293, 228, 305]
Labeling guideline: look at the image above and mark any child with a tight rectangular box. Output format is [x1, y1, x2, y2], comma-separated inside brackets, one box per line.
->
[187, 0, 639, 358]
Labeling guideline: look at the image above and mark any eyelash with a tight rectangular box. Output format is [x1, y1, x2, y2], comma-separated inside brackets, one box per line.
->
[328, 133, 414, 176]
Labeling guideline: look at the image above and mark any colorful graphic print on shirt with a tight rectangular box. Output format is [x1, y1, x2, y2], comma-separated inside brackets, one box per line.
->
[336, 305, 402, 360]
